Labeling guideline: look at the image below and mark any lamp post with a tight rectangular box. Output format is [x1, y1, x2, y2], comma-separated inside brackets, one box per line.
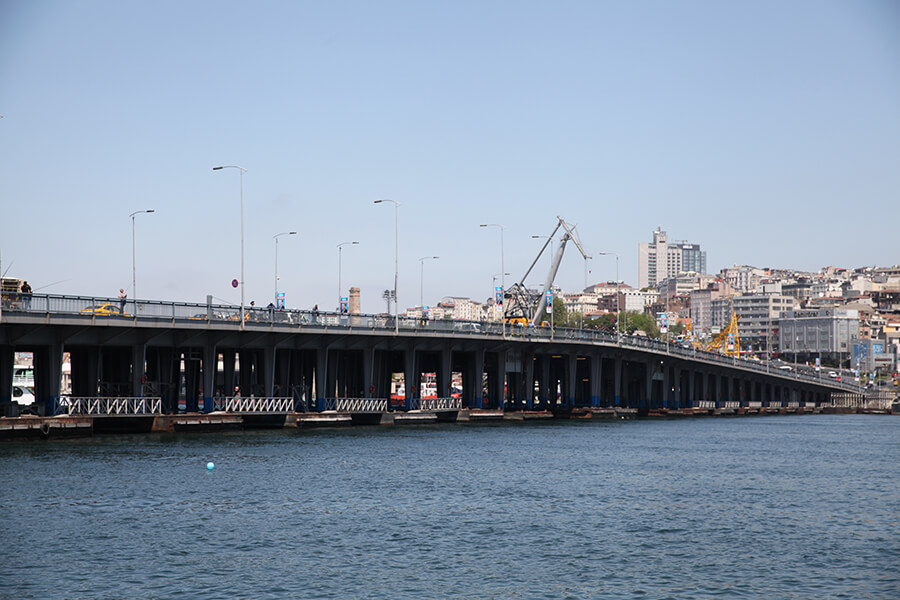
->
[274, 231, 296, 305]
[337, 241, 359, 308]
[419, 256, 439, 312]
[130, 209, 155, 305]
[480, 223, 506, 334]
[213, 165, 247, 327]
[597, 251, 620, 342]
[374, 199, 400, 335]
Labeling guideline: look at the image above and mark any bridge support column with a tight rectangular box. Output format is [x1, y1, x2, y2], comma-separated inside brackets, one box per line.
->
[644, 364, 653, 410]
[264, 346, 275, 399]
[538, 355, 550, 408]
[613, 357, 622, 406]
[405, 346, 417, 410]
[562, 354, 574, 407]
[131, 343, 146, 398]
[496, 349, 507, 410]
[202, 345, 216, 412]
[363, 346, 375, 398]
[590, 354, 602, 407]
[524, 352, 535, 410]
[0, 346, 12, 404]
[673, 367, 681, 408]
[222, 350, 236, 398]
[316, 349, 328, 411]
[473, 350, 484, 409]
[34, 343, 63, 416]
[439, 348, 451, 400]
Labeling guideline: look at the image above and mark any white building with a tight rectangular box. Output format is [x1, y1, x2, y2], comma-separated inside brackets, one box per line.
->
[638, 228, 707, 289]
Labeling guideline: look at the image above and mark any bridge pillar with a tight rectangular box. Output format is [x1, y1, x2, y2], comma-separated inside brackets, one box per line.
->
[687, 368, 696, 407]
[590, 353, 602, 407]
[566, 354, 577, 407]
[0, 345, 12, 404]
[316, 349, 328, 411]
[613, 357, 622, 406]
[673, 366, 681, 408]
[538, 355, 550, 408]
[363, 346, 375, 398]
[473, 350, 484, 409]
[644, 363, 653, 410]
[34, 343, 63, 416]
[405, 345, 417, 410]
[524, 351, 535, 409]
[439, 347, 451, 400]
[496, 349, 508, 410]
[222, 349, 236, 397]
[263, 346, 275, 399]
[275, 348, 291, 398]
[202, 345, 216, 412]
[131, 343, 146, 398]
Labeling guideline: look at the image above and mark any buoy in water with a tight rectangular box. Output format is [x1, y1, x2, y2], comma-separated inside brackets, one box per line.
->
[206, 462, 215, 470]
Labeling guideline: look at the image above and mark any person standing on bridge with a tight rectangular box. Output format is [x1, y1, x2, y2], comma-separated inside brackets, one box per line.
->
[21, 281, 32, 310]
[119, 288, 127, 313]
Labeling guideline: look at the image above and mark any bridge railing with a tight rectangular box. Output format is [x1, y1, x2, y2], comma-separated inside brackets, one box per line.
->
[321, 398, 387, 412]
[212, 396, 293, 413]
[60, 396, 163, 416]
[3, 292, 866, 394]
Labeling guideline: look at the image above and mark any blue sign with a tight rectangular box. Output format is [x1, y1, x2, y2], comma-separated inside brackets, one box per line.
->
[340, 297, 348, 313]
[276, 292, 285, 309]
[423, 305, 429, 318]
[495, 286, 503, 305]
[545, 291, 553, 310]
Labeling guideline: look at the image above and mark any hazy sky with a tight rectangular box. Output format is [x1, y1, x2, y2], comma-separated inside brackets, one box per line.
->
[2, 1, 898, 313]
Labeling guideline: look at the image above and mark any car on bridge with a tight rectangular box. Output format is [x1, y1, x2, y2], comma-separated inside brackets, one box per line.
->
[80, 303, 130, 317]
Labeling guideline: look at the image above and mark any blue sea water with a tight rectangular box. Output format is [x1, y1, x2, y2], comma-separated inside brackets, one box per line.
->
[0, 415, 897, 599]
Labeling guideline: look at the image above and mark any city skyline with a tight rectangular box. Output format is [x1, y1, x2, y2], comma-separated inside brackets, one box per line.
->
[1, 1, 898, 313]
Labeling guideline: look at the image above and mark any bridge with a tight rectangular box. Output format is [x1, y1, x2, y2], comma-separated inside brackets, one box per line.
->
[0, 293, 873, 420]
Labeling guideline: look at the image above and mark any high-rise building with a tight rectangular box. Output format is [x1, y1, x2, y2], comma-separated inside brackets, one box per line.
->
[638, 228, 707, 288]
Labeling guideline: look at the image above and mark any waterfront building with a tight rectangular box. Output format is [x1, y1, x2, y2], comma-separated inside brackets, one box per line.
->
[778, 308, 860, 363]
[731, 294, 797, 354]
[690, 281, 732, 337]
[638, 228, 707, 289]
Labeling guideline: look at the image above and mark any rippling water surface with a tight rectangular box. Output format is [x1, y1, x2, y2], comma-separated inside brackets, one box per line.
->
[1, 415, 898, 599]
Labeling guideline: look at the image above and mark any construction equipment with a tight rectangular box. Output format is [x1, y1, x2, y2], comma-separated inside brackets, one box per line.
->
[504, 216, 591, 327]
[703, 312, 741, 357]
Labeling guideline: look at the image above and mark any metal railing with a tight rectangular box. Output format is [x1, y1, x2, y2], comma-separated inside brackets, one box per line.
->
[61, 396, 163, 416]
[321, 397, 388, 412]
[212, 396, 293, 413]
[2, 291, 867, 394]
[415, 397, 463, 411]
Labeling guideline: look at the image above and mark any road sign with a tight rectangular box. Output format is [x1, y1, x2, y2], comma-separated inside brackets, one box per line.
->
[231, 279, 239, 288]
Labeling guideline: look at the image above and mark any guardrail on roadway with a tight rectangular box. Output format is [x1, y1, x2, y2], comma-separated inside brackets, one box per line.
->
[2, 292, 867, 394]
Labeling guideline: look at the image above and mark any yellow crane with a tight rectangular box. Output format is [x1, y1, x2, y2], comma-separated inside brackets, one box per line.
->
[703, 312, 741, 357]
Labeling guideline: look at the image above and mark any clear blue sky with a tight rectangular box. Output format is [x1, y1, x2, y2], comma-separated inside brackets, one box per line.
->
[2, 1, 898, 313]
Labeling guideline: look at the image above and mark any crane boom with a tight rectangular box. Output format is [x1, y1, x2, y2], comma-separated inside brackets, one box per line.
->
[503, 216, 591, 327]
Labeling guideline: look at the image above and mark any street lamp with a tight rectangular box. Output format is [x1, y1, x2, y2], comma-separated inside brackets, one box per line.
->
[597, 251, 620, 342]
[337, 241, 359, 308]
[419, 256, 439, 311]
[130, 209, 155, 304]
[480, 223, 506, 334]
[274, 231, 297, 305]
[374, 199, 400, 335]
[213, 165, 247, 327]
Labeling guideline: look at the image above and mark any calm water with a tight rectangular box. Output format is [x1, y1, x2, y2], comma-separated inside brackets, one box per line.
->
[1, 415, 897, 600]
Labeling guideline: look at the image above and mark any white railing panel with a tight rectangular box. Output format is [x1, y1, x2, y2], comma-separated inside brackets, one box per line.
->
[62, 397, 163, 416]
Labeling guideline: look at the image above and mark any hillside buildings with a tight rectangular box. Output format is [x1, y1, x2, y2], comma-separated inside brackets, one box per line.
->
[638, 228, 707, 289]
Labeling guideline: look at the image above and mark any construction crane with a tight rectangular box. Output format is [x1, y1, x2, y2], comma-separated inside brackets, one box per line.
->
[504, 216, 591, 327]
[702, 312, 741, 357]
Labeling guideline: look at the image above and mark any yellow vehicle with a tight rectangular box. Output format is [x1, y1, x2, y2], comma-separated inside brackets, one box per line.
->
[80, 303, 130, 317]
